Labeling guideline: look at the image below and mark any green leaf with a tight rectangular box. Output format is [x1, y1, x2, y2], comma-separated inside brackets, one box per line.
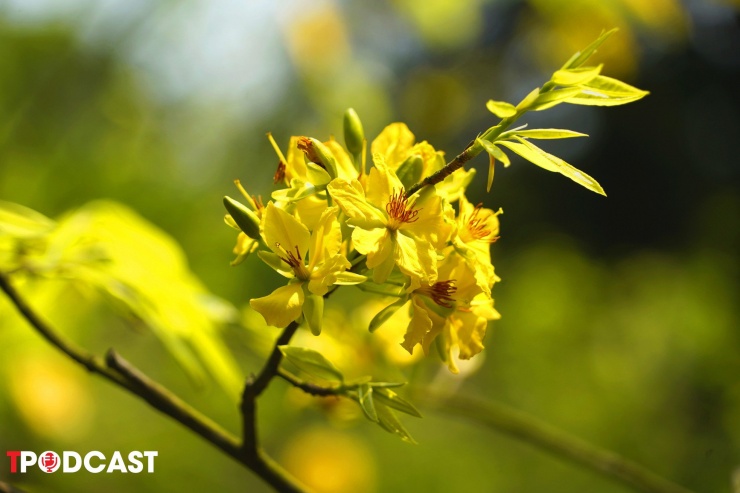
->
[562, 28, 618, 70]
[499, 138, 606, 196]
[551, 65, 602, 86]
[515, 88, 541, 111]
[278, 346, 344, 383]
[530, 87, 582, 111]
[0, 200, 55, 239]
[356, 383, 378, 422]
[477, 139, 510, 167]
[373, 388, 422, 418]
[369, 297, 408, 332]
[497, 140, 558, 172]
[566, 76, 650, 106]
[368, 381, 406, 388]
[487, 153, 495, 192]
[505, 129, 588, 140]
[486, 100, 517, 118]
[376, 404, 417, 444]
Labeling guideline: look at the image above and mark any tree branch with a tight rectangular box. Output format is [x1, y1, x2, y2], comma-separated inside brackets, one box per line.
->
[424, 393, 695, 493]
[0, 273, 308, 493]
[277, 369, 343, 397]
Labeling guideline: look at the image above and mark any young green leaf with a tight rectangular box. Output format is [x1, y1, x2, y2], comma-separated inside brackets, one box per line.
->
[369, 297, 409, 332]
[505, 129, 588, 140]
[278, 346, 344, 383]
[487, 152, 495, 192]
[356, 383, 378, 422]
[486, 100, 517, 118]
[515, 87, 541, 111]
[551, 64, 603, 86]
[376, 404, 417, 444]
[477, 138, 511, 167]
[0, 200, 55, 238]
[497, 140, 558, 172]
[373, 388, 422, 418]
[562, 28, 618, 70]
[368, 381, 407, 388]
[499, 138, 606, 195]
[530, 87, 582, 111]
[566, 76, 649, 106]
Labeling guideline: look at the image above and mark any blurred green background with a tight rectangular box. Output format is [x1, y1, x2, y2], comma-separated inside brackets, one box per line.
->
[1, 0, 739, 492]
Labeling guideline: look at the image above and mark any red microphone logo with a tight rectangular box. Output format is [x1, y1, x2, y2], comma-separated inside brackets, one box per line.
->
[38, 451, 60, 473]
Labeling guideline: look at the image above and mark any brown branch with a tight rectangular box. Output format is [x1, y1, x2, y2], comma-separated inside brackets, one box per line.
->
[405, 147, 474, 197]
[277, 370, 343, 397]
[240, 320, 301, 453]
[0, 273, 308, 493]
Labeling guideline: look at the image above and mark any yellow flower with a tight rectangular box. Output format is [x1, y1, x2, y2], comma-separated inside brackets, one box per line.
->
[452, 194, 502, 293]
[370, 122, 476, 203]
[401, 250, 499, 373]
[250, 203, 364, 333]
[327, 157, 451, 286]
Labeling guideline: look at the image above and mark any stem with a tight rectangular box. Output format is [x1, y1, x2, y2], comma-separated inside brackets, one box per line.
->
[278, 369, 343, 397]
[425, 394, 695, 493]
[240, 320, 300, 451]
[0, 273, 308, 493]
[404, 117, 517, 197]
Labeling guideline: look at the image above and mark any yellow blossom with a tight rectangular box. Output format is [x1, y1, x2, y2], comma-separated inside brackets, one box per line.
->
[401, 249, 499, 373]
[327, 157, 451, 286]
[452, 194, 502, 293]
[250, 203, 364, 333]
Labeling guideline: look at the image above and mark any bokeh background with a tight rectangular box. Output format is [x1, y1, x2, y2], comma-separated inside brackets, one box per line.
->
[1, 0, 739, 492]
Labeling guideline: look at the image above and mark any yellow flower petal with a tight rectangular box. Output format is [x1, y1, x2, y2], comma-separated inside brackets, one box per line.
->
[262, 202, 311, 260]
[366, 155, 404, 210]
[285, 136, 309, 182]
[453, 310, 488, 360]
[400, 188, 452, 248]
[307, 253, 351, 296]
[351, 227, 387, 256]
[324, 138, 358, 181]
[371, 122, 416, 169]
[250, 283, 304, 328]
[394, 231, 437, 285]
[327, 179, 386, 229]
[308, 206, 342, 269]
[401, 296, 432, 354]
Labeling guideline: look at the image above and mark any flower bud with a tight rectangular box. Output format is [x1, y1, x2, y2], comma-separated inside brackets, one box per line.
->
[395, 154, 423, 189]
[223, 196, 261, 240]
[297, 137, 338, 180]
[302, 289, 324, 336]
[343, 108, 365, 156]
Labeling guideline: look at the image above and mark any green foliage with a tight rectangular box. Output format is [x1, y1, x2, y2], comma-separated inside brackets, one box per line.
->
[473, 31, 648, 196]
[0, 200, 244, 395]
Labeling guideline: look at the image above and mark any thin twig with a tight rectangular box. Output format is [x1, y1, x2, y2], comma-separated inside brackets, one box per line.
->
[277, 369, 343, 397]
[0, 273, 308, 493]
[240, 320, 301, 452]
[424, 393, 695, 493]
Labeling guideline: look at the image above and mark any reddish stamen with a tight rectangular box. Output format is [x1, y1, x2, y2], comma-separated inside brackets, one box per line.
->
[467, 203, 499, 242]
[386, 188, 420, 225]
[273, 161, 286, 184]
[419, 280, 457, 308]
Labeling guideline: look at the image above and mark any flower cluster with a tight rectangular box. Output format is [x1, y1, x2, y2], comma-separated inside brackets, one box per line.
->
[225, 117, 501, 373]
